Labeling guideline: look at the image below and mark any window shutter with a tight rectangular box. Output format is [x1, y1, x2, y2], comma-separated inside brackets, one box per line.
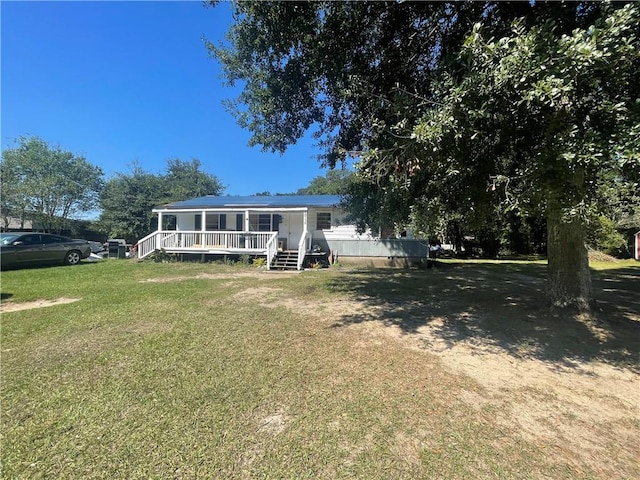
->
[236, 214, 243, 231]
[195, 214, 202, 230]
[220, 214, 226, 230]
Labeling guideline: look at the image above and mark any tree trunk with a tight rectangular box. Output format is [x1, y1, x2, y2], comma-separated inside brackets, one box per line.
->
[546, 203, 592, 310]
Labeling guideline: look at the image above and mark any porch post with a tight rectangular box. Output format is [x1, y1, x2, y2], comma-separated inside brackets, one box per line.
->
[200, 210, 206, 251]
[244, 210, 250, 232]
[303, 210, 308, 248]
[158, 212, 163, 231]
[302, 210, 309, 233]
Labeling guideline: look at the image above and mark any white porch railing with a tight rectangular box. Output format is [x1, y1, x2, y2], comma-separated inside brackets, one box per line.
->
[137, 230, 278, 259]
[136, 230, 162, 258]
[266, 233, 279, 270]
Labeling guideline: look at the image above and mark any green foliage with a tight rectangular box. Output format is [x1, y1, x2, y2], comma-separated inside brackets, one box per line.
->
[98, 165, 165, 243]
[297, 169, 354, 195]
[252, 257, 267, 268]
[1, 136, 103, 232]
[164, 158, 224, 201]
[499, 214, 547, 257]
[98, 160, 224, 242]
[406, 3, 640, 219]
[211, 1, 633, 232]
[209, 1, 497, 164]
[238, 254, 269, 267]
[409, 4, 638, 305]
[148, 248, 178, 263]
[587, 215, 627, 256]
[213, 255, 236, 266]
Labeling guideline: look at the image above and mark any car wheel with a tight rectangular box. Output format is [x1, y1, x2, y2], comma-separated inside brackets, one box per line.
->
[64, 250, 82, 266]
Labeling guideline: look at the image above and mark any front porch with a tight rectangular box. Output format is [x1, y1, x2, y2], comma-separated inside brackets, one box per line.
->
[134, 196, 342, 270]
[136, 230, 311, 270]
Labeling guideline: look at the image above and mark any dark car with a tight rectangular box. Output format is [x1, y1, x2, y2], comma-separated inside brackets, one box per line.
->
[0, 233, 92, 269]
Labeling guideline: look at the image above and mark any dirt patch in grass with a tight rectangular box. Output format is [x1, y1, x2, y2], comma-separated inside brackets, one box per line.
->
[0, 297, 80, 313]
[588, 248, 619, 263]
[384, 319, 639, 477]
[255, 407, 290, 436]
[232, 286, 286, 305]
[140, 271, 300, 283]
[235, 264, 640, 479]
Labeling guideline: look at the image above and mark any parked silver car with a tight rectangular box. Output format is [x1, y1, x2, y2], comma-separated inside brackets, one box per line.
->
[0, 233, 92, 269]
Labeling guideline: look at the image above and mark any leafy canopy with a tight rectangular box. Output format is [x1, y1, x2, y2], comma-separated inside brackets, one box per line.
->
[208, 2, 639, 226]
[210, 1, 639, 308]
[399, 4, 640, 219]
[297, 169, 353, 195]
[98, 159, 224, 242]
[1, 136, 103, 233]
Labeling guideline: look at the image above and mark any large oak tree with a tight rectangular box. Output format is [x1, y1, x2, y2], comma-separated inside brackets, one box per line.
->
[209, 1, 639, 309]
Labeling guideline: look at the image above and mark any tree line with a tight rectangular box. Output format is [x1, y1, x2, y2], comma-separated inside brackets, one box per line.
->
[1, 136, 224, 242]
[1, 135, 633, 258]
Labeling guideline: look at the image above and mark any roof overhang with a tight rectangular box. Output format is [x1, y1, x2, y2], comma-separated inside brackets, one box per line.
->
[153, 206, 313, 214]
[153, 195, 343, 213]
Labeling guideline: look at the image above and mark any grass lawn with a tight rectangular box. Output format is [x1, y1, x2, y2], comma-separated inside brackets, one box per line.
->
[1, 258, 638, 479]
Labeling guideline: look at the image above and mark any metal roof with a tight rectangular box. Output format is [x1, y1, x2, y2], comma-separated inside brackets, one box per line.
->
[157, 195, 343, 210]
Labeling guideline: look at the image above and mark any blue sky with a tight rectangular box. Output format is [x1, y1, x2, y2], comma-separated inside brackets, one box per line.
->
[1, 1, 333, 196]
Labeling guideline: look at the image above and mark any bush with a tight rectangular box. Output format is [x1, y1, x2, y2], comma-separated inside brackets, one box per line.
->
[587, 215, 627, 257]
[148, 248, 177, 263]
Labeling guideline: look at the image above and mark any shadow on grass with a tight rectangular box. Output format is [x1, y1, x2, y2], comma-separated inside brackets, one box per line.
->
[0, 261, 98, 272]
[327, 262, 640, 372]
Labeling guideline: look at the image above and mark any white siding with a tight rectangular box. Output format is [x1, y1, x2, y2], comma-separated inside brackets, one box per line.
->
[308, 207, 376, 240]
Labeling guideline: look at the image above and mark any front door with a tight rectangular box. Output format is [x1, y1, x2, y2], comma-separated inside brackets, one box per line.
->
[280, 213, 304, 251]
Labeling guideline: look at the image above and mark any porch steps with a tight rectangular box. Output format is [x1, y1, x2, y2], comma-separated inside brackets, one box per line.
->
[271, 250, 299, 270]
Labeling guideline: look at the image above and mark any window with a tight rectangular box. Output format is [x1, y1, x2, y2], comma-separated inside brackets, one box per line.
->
[249, 214, 273, 232]
[316, 212, 332, 230]
[19, 235, 41, 245]
[41, 235, 67, 244]
[205, 213, 226, 230]
[0, 234, 20, 246]
[206, 213, 219, 230]
[162, 215, 176, 230]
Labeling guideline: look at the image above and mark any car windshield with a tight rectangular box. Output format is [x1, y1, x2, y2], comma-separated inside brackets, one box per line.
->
[0, 233, 21, 245]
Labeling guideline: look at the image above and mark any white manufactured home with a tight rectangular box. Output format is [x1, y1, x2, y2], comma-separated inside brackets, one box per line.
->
[136, 195, 429, 269]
